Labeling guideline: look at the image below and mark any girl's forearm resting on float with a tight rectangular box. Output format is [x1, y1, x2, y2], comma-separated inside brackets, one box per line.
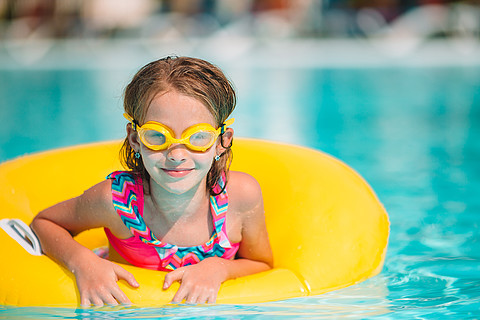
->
[31, 203, 140, 306]
[30, 184, 113, 273]
[212, 256, 272, 281]
[31, 212, 98, 274]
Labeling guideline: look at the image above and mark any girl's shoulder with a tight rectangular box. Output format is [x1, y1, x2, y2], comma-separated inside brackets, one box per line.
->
[227, 171, 263, 213]
[47, 178, 119, 235]
[82, 177, 134, 238]
[78, 179, 115, 217]
[77, 177, 133, 236]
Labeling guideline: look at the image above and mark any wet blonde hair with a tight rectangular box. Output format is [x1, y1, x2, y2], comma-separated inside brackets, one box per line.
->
[120, 56, 236, 195]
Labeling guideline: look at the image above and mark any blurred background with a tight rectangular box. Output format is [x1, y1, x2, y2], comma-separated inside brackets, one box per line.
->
[0, 0, 479, 69]
[1, 0, 480, 40]
[1, 1, 480, 318]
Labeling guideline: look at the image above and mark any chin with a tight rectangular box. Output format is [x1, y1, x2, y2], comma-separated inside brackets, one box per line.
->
[162, 183, 194, 195]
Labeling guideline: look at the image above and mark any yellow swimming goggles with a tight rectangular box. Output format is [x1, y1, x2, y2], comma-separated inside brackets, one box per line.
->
[124, 113, 234, 152]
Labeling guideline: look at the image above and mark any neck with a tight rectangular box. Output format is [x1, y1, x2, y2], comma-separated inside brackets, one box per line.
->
[148, 178, 210, 223]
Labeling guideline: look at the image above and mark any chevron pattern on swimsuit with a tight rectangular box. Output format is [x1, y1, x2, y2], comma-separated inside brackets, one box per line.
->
[108, 171, 239, 270]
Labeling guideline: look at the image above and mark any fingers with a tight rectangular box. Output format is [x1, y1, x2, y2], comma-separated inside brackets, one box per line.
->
[163, 268, 184, 290]
[80, 290, 119, 307]
[171, 282, 188, 304]
[170, 281, 217, 304]
[98, 289, 119, 306]
[114, 264, 140, 289]
[206, 290, 218, 304]
[80, 295, 91, 307]
[198, 288, 217, 305]
[110, 285, 132, 305]
[172, 287, 217, 304]
[164, 267, 220, 304]
[78, 265, 137, 307]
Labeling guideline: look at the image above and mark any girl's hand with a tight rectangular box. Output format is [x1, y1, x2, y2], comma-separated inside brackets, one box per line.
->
[163, 257, 228, 304]
[73, 254, 139, 307]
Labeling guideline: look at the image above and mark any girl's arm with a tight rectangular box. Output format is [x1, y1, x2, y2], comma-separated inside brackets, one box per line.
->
[30, 180, 139, 306]
[163, 172, 273, 304]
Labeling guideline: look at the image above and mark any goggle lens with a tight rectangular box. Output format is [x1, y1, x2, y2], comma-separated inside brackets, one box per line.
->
[143, 129, 167, 147]
[189, 131, 216, 148]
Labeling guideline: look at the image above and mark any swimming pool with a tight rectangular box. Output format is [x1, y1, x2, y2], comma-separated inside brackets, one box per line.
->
[1, 42, 479, 318]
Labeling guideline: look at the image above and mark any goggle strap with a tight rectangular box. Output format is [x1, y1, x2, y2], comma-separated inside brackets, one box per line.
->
[124, 113, 139, 131]
[220, 136, 233, 149]
[220, 118, 235, 134]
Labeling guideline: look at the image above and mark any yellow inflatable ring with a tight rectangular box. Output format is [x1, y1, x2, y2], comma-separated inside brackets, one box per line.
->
[0, 138, 389, 307]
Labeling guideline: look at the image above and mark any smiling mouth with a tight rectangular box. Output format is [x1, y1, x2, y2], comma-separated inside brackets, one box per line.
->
[162, 168, 194, 178]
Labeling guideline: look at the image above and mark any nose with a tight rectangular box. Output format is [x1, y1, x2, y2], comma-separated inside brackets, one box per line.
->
[166, 144, 188, 163]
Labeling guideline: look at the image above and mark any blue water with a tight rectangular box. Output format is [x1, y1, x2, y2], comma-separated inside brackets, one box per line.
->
[1, 57, 480, 318]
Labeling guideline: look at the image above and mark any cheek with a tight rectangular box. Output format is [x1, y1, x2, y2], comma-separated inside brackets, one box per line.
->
[140, 146, 166, 166]
[195, 151, 215, 170]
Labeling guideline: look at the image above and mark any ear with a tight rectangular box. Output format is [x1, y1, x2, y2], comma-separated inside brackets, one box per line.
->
[216, 128, 234, 155]
[126, 123, 141, 152]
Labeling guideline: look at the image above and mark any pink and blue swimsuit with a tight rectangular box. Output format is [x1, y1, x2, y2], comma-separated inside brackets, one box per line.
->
[104, 171, 239, 271]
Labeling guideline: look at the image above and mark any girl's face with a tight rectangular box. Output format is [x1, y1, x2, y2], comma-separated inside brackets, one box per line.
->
[129, 90, 219, 195]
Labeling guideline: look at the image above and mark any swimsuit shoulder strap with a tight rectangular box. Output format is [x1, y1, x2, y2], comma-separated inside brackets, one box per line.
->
[209, 173, 232, 248]
[107, 171, 150, 239]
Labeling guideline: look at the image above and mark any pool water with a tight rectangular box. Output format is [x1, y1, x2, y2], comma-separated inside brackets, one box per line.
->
[1, 58, 479, 319]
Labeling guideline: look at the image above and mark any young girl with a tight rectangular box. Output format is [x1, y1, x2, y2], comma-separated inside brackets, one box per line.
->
[31, 56, 273, 306]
